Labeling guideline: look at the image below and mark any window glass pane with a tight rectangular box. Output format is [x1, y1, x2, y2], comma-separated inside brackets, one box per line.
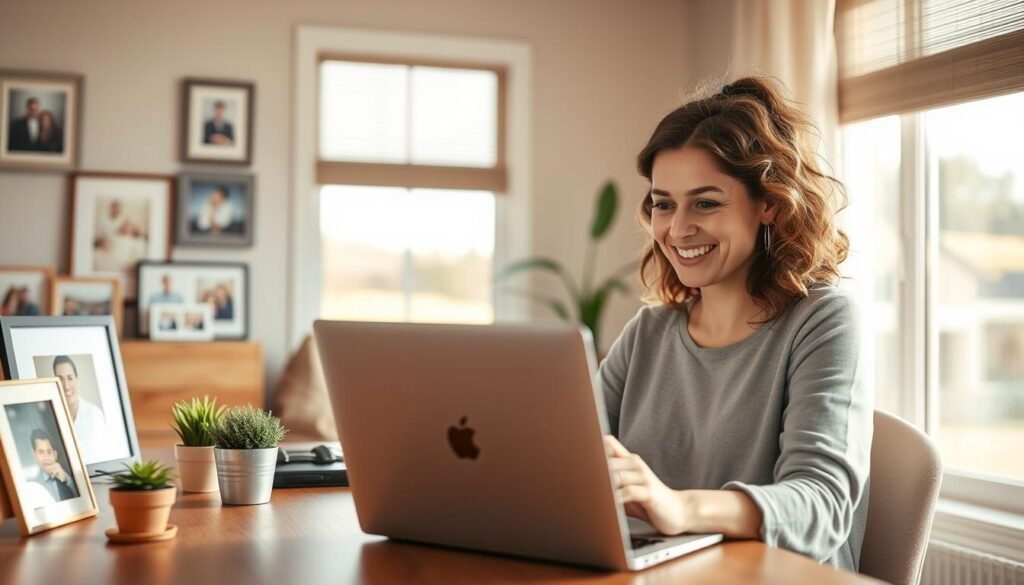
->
[320, 185, 406, 321]
[319, 61, 408, 163]
[842, 115, 903, 418]
[320, 186, 495, 324]
[407, 189, 494, 323]
[410, 67, 498, 168]
[927, 91, 1024, 481]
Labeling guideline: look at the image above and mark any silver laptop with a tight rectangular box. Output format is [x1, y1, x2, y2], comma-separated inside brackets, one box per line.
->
[313, 320, 723, 571]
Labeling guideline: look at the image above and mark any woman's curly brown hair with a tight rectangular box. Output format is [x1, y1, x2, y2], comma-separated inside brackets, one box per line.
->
[636, 76, 850, 324]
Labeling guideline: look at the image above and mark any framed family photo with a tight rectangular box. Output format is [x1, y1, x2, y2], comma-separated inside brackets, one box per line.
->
[136, 261, 249, 340]
[176, 173, 255, 247]
[70, 172, 173, 300]
[0, 69, 81, 172]
[0, 266, 53, 316]
[0, 315, 141, 477]
[149, 303, 215, 342]
[0, 377, 98, 535]
[181, 78, 254, 165]
[50, 276, 123, 332]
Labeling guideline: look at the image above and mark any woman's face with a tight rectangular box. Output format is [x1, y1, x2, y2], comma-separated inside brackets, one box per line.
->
[649, 146, 774, 292]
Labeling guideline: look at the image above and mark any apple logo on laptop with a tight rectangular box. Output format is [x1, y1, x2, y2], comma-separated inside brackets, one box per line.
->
[448, 416, 479, 460]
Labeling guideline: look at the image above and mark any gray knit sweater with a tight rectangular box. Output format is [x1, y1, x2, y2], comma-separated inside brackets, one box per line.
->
[598, 284, 872, 573]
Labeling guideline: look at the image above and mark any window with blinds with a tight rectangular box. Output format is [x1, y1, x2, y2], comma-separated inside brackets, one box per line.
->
[836, 0, 1024, 122]
[838, 0, 1024, 504]
[317, 56, 507, 192]
[316, 56, 504, 325]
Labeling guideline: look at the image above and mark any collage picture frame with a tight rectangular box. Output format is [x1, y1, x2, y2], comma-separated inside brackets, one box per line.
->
[136, 261, 249, 340]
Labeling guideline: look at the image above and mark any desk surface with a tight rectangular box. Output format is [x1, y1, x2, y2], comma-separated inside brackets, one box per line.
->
[0, 447, 880, 585]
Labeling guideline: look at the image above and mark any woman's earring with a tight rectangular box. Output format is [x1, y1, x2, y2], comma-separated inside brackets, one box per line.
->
[764, 223, 773, 259]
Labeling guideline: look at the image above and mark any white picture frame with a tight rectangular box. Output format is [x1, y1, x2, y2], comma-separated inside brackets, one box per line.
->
[149, 303, 215, 342]
[69, 172, 173, 300]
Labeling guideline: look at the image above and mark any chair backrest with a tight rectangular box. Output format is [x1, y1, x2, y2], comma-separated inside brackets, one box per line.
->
[859, 410, 943, 585]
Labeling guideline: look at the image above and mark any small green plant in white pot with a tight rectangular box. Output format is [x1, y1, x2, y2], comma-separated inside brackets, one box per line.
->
[171, 395, 226, 493]
[209, 405, 287, 505]
[106, 460, 177, 542]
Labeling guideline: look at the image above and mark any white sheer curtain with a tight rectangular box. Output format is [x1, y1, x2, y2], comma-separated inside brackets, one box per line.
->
[730, 0, 839, 160]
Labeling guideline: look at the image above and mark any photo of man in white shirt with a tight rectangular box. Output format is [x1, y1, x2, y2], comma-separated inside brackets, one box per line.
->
[51, 355, 106, 460]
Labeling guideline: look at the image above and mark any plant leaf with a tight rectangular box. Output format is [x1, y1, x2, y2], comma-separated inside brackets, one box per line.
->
[499, 286, 570, 321]
[493, 257, 580, 301]
[589, 181, 618, 241]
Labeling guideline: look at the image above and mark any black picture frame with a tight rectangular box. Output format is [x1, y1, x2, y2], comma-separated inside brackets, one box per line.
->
[0, 315, 141, 477]
[175, 172, 255, 248]
[135, 260, 249, 340]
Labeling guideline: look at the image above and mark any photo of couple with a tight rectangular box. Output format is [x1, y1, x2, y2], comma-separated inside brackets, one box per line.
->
[0, 269, 49, 316]
[6, 93, 65, 153]
[1, 285, 41, 316]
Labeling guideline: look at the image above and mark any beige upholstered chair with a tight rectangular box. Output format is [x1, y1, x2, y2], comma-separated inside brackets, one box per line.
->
[859, 410, 943, 585]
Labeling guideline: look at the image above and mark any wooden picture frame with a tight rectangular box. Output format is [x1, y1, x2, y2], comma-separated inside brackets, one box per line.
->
[0, 69, 82, 172]
[175, 172, 255, 247]
[49, 275, 123, 332]
[136, 261, 249, 340]
[0, 377, 98, 535]
[0, 315, 142, 477]
[0, 265, 54, 316]
[69, 172, 174, 300]
[181, 78, 254, 166]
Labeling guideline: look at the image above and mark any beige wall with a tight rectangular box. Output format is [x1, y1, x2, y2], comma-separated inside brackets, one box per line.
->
[0, 0, 698, 402]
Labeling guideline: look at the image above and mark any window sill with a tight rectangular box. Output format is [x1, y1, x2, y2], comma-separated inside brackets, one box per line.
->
[930, 498, 1024, 563]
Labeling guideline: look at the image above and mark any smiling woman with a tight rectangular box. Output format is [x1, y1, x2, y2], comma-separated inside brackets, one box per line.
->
[599, 76, 872, 574]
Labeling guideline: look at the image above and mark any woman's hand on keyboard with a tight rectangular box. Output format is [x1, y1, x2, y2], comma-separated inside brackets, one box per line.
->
[604, 435, 690, 536]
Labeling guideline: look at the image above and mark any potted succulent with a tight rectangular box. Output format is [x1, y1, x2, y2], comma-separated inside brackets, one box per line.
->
[210, 405, 287, 505]
[106, 460, 177, 543]
[171, 395, 226, 493]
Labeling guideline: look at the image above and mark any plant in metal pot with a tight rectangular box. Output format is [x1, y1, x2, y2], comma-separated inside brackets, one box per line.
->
[495, 180, 635, 351]
[209, 405, 288, 505]
[171, 395, 226, 493]
[106, 460, 177, 540]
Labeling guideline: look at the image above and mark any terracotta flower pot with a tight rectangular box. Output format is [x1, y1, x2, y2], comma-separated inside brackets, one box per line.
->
[109, 487, 177, 534]
[175, 445, 218, 493]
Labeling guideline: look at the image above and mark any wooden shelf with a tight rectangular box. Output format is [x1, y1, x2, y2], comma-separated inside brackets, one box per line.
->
[120, 340, 264, 447]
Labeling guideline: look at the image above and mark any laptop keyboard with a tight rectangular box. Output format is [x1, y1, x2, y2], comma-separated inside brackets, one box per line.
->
[630, 536, 665, 549]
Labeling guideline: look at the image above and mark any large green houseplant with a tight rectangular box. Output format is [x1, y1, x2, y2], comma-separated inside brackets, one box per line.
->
[496, 180, 635, 349]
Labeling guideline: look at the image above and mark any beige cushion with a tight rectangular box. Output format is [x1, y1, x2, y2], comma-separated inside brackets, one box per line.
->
[274, 335, 337, 441]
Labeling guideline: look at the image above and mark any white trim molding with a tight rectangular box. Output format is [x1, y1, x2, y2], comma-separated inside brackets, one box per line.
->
[289, 25, 533, 351]
[931, 498, 1024, 564]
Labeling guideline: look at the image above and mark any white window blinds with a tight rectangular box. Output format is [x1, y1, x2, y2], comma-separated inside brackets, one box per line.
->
[317, 56, 507, 192]
[837, 0, 1024, 122]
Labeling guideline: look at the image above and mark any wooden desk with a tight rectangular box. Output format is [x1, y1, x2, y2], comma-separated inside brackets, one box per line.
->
[0, 448, 881, 585]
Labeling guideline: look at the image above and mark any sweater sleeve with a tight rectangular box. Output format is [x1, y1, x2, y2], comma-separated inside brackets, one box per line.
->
[722, 291, 873, 562]
[597, 308, 644, 437]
